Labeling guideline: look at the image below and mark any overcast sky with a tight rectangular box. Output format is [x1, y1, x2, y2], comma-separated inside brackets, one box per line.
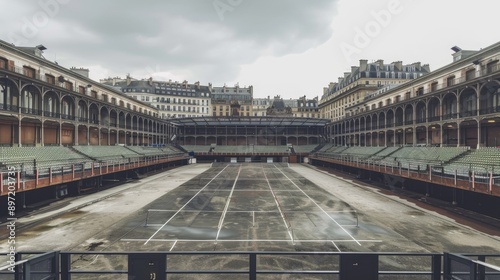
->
[0, 0, 498, 99]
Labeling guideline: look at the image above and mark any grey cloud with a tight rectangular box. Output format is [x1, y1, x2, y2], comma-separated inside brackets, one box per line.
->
[0, 0, 338, 84]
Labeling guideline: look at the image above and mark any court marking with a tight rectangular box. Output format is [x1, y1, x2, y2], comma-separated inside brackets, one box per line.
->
[215, 164, 242, 243]
[262, 164, 294, 243]
[169, 240, 178, 251]
[138, 163, 372, 248]
[143, 164, 231, 245]
[124, 238, 383, 243]
[331, 241, 341, 252]
[146, 209, 358, 214]
[273, 164, 362, 246]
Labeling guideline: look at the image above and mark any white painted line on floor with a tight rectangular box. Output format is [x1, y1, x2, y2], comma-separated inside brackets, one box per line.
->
[147, 209, 358, 214]
[273, 164, 362, 246]
[143, 164, 231, 245]
[252, 211, 255, 227]
[169, 240, 178, 251]
[331, 241, 341, 252]
[263, 164, 294, 243]
[215, 164, 242, 243]
[124, 238, 383, 243]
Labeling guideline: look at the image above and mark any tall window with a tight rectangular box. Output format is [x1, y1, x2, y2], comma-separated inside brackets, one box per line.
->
[23, 66, 36, 78]
[0, 57, 7, 69]
[447, 76, 455, 87]
[65, 81, 73, 91]
[46, 74, 56, 85]
[465, 69, 475, 81]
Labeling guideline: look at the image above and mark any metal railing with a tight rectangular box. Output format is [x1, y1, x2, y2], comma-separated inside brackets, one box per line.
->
[311, 153, 500, 191]
[1, 251, 498, 280]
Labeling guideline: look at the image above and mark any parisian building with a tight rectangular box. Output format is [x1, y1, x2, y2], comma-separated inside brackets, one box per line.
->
[211, 84, 253, 117]
[101, 77, 212, 119]
[0, 40, 175, 147]
[296, 95, 320, 118]
[327, 44, 500, 149]
[252, 97, 273, 117]
[252, 95, 320, 118]
[319, 60, 430, 121]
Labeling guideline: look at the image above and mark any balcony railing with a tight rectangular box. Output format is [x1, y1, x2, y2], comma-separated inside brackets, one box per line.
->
[20, 107, 42, 115]
[43, 111, 60, 118]
[459, 110, 478, 118]
[0, 103, 19, 112]
[428, 116, 440, 122]
[480, 105, 500, 115]
[442, 113, 458, 120]
[61, 114, 75, 120]
[416, 118, 426, 124]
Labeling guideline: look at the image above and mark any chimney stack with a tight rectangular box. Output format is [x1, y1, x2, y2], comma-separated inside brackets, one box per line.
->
[359, 59, 368, 71]
[393, 61, 403, 71]
[376, 59, 384, 69]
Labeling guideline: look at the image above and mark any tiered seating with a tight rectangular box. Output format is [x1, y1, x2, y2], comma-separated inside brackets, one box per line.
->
[254, 146, 288, 153]
[0, 146, 91, 173]
[445, 147, 500, 175]
[162, 145, 183, 154]
[125, 146, 167, 156]
[180, 145, 210, 153]
[378, 147, 468, 169]
[213, 146, 249, 153]
[317, 144, 336, 152]
[0, 146, 88, 163]
[340, 146, 386, 159]
[371, 146, 400, 158]
[198, 145, 290, 154]
[73, 145, 141, 160]
[327, 146, 349, 154]
[292, 145, 319, 153]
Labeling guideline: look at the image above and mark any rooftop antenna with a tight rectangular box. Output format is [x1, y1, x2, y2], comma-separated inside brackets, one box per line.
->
[54, 53, 58, 65]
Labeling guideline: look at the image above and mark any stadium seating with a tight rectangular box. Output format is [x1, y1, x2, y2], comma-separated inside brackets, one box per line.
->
[293, 145, 320, 153]
[72, 145, 142, 161]
[313, 145, 480, 173]
[0, 146, 88, 165]
[122, 145, 183, 156]
[444, 147, 500, 175]
[180, 145, 211, 153]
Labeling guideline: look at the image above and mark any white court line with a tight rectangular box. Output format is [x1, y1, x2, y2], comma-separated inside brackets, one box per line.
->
[262, 164, 294, 242]
[124, 238, 382, 243]
[169, 240, 178, 251]
[331, 241, 341, 252]
[148, 209, 357, 214]
[143, 164, 231, 245]
[215, 164, 242, 243]
[273, 164, 362, 246]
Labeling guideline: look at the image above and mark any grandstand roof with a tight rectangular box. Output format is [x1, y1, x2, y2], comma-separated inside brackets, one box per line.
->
[169, 116, 330, 127]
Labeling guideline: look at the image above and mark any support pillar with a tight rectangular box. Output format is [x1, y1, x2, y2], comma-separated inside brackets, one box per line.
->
[75, 125, 79, 145]
[477, 121, 481, 149]
[18, 119, 22, 147]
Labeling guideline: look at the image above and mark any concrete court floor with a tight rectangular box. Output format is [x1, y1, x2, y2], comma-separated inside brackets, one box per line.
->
[1, 162, 500, 279]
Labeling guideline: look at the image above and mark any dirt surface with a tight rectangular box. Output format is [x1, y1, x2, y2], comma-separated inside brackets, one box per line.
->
[1, 163, 499, 279]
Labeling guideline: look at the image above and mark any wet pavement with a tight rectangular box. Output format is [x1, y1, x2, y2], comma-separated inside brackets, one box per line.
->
[1, 163, 500, 279]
